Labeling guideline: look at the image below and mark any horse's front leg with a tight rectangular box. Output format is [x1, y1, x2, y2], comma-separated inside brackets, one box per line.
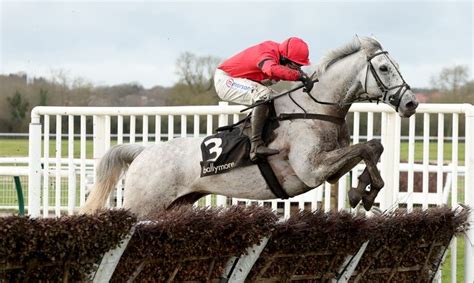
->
[294, 139, 384, 210]
[346, 140, 385, 210]
[353, 167, 384, 210]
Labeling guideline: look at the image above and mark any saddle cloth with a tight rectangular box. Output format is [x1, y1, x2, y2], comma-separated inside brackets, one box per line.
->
[200, 128, 252, 177]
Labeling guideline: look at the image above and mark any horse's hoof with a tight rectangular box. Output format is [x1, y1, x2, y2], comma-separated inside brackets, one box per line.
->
[362, 197, 374, 211]
[348, 188, 362, 208]
[362, 190, 379, 211]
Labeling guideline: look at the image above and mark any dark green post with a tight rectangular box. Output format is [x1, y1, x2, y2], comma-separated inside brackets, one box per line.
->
[13, 176, 25, 216]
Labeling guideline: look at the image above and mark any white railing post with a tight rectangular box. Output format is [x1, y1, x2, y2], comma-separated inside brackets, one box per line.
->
[93, 115, 106, 164]
[55, 115, 62, 216]
[351, 112, 360, 189]
[407, 115, 416, 212]
[338, 174, 347, 211]
[168, 115, 174, 140]
[43, 115, 50, 217]
[464, 104, 474, 282]
[218, 101, 229, 126]
[93, 114, 107, 197]
[422, 113, 431, 210]
[80, 115, 87, 206]
[28, 110, 42, 217]
[68, 115, 76, 215]
[379, 111, 398, 210]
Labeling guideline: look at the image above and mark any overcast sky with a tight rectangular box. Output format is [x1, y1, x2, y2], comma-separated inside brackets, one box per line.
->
[1, 0, 473, 89]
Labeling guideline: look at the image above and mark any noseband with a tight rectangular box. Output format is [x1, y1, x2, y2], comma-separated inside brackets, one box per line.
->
[363, 51, 411, 111]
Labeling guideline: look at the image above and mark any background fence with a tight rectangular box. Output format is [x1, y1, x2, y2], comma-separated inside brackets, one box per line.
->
[24, 103, 473, 214]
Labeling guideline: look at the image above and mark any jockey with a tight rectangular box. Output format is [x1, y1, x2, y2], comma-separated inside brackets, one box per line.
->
[214, 37, 314, 161]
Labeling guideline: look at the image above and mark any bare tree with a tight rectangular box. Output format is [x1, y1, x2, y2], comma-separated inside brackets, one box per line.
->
[49, 68, 71, 105]
[175, 52, 221, 94]
[430, 65, 469, 95]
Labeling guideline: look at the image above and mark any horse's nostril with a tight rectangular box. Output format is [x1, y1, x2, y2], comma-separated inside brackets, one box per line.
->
[406, 101, 418, 110]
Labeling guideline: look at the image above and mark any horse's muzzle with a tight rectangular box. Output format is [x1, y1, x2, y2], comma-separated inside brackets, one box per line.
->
[400, 101, 418, 117]
[398, 90, 419, 118]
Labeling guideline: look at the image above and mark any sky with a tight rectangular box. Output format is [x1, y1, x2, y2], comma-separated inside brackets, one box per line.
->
[1, 0, 473, 89]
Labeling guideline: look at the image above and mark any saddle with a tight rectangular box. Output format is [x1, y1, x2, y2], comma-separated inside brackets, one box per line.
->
[200, 127, 252, 177]
[199, 102, 290, 199]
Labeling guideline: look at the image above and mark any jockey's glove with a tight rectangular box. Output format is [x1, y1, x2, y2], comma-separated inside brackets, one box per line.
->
[299, 72, 314, 93]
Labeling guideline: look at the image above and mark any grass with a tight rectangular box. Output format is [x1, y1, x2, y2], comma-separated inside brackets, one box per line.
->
[0, 138, 106, 159]
[442, 237, 465, 282]
[0, 138, 467, 161]
[0, 138, 30, 157]
[399, 141, 466, 164]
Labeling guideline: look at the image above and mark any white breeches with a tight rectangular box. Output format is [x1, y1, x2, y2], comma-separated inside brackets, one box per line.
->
[213, 69, 273, 106]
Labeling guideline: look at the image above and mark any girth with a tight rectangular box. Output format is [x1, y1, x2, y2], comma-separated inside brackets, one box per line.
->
[258, 110, 345, 199]
[276, 113, 345, 125]
[257, 160, 290, 199]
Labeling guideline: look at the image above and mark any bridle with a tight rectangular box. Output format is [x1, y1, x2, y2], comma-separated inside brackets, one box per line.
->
[242, 49, 411, 125]
[362, 51, 411, 112]
[284, 50, 411, 116]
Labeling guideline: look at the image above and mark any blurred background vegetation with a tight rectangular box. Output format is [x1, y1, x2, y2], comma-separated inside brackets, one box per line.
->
[0, 52, 472, 133]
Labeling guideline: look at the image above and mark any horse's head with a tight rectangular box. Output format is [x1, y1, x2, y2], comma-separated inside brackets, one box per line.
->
[357, 36, 418, 117]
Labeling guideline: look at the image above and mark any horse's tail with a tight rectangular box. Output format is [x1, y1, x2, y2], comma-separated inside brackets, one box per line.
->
[80, 144, 145, 214]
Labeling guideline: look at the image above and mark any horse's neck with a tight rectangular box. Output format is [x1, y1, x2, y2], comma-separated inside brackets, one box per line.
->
[274, 52, 365, 118]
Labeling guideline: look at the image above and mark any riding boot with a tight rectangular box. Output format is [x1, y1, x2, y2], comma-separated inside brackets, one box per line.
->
[250, 102, 279, 162]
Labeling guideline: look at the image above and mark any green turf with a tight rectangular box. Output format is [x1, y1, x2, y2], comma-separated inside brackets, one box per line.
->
[399, 141, 466, 164]
[0, 138, 120, 158]
[0, 138, 30, 157]
[441, 237, 465, 282]
[0, 138, 466, 160]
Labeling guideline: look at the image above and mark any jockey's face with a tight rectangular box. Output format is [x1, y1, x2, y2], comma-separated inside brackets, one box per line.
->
[286, 61, 302, 70]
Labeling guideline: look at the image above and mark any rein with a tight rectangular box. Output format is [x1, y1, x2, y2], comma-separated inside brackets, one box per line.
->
[240, 79, 319, 112]
[240, 50, 409, 124]
[276, 113, 345, 125]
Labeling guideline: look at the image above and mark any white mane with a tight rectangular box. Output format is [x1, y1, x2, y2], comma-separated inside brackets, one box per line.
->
[314, 36, 383, 77]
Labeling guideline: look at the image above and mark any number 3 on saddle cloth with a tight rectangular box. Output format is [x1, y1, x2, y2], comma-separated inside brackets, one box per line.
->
[199, 102, 280, 177]
[199, 103, 289, 199]
[200, 127, 252, 177]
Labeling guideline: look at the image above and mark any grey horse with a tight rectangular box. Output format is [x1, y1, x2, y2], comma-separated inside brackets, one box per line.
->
[81, 36, 418, 219]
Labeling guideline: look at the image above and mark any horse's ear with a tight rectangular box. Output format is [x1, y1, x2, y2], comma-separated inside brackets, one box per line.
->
[370, 34, 379, 43]
[370, 34, 383, 49]
[354, 34, 362, 45]
[354, 34, 369, 56]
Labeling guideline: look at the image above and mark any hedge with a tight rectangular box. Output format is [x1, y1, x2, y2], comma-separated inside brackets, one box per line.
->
[0, 205, 468, 282]
[0, 210, 136, 281]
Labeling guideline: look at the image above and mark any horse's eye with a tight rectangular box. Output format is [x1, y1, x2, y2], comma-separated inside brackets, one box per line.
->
[379, 65, 389, 72]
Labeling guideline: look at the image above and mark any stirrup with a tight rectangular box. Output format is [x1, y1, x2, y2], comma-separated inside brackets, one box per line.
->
[255, 146, 279, 156]
[250, 145, 279, 162]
